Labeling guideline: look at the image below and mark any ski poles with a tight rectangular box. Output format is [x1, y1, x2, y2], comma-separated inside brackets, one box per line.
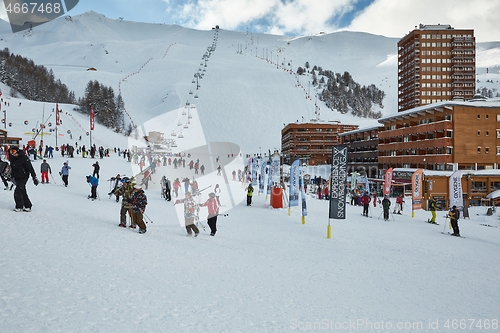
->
[50, 173, 57, 184]
[142, 210, 153, 223]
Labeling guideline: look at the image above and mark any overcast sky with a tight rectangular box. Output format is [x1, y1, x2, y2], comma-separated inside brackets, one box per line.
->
[0, 0, 498, 42]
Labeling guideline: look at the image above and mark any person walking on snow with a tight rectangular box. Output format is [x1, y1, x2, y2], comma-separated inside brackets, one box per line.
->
[245, 184, 254, 206]
[449, 205, 461, 237]
[92, 161, 100, 179]
[110, 177, 136, 228]
[201, 192, 219, 236]
[9, 147, 39, 212]
[361, 192, 371, 216]
[60, 162, 71, 187]
[394, 194, 404, 214]
[40, 159, 52, 184]
[86, 175, 99, 200]
[129, 186, 148, 234]
[174, 191, 200, 237]
[428, 197, 440, 224]
[214, 184, 221, 205]
[382, 195, 391, 221]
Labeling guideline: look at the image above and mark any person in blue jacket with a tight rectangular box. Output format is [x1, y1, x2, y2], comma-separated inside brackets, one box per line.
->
[86, 175, 99, 200]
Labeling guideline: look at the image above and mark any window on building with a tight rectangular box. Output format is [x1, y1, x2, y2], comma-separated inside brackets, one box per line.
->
[486, 114, 489, 119]
[477, 147, 481, 154]
[497, 115, 500, 121]
[477, 115, 481, 119]
[471, 182, 486, 192]
[486, 131, 489, 136]
[497, 131, 500, 139]
[477, 130, 481, 136]
[446, 147, 453, 154]
[497, 147, 500, 155]
[485, 147, 490, 154]
[491, 182, 500, 191]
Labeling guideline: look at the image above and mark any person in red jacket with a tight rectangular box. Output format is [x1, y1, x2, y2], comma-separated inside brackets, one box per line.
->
[201, 192, 220, 236]
[395, 194, 405, 214]
[360, 192, 371, 216]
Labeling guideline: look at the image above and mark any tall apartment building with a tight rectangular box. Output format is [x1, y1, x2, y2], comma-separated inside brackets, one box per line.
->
[398, 24, 475, 112]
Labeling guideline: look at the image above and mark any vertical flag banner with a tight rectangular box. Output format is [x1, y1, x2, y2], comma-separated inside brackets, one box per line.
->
[266, 159, 273, 197]
[252, 157, 259, 187]
[329, 145, 348, 219]
[351, 171, 358, 191]
[270, 152, 281, 186]
[300, 168, 308, 220]
[289, 159, 300, 208]
[90, 108, 95, 131]
[359, 175, 370, 194]
[259, 161, 267, 195]
[56, 103, 60, 126]
[246, 158, 253, 183]
[384, 167, 393, 197]
[449, 170, 463, 208]
[412, 169, 424, 211]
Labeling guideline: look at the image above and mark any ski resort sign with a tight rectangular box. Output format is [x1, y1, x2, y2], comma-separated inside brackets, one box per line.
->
[329, 145, 348, 219]
[3, 0, 79, 33]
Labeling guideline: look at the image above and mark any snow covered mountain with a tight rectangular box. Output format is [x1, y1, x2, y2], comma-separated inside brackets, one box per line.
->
[1, 11, 499, 155]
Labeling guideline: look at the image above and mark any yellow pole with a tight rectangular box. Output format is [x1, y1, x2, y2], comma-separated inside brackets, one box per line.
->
[327, 223, 331, 239]
[288, 207, 291, 216]
[302, 216, 305, 224]
[412, 210, 414, 218]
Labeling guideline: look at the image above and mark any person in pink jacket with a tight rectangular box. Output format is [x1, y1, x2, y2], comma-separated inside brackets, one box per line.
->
[201, 192, 220, 236]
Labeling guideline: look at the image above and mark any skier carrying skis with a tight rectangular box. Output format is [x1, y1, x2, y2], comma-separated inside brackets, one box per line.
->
[174, 191, 200, 237]
[86, 175, 99, 200]
[201, 192, 220, 236]
[129, 186, 147, 234]
[110, 177, 136, 228]
[112, 174, 121, 202]
[9, 147, 39, 212]
[382, 195, 391, 221]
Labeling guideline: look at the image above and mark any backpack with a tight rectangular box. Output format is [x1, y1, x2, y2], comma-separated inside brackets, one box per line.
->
[0, 160, 12, 182]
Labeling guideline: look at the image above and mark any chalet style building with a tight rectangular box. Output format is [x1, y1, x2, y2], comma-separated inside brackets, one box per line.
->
[378, 100, 500, 174]
[281, 122, 358, 165]
[398, 24, 475, 112]
[338, 125, 382, 178]
[0, 129, 21, 148]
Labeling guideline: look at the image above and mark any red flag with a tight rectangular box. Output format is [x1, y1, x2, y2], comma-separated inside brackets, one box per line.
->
[90, 108, 94, 130]
[383, 167, 393, 197]
[55, 103, 60, 126]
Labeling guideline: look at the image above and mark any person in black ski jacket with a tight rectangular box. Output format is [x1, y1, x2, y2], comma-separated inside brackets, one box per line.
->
[382, 195, 391, 221]
[449, 205, 461, 237]
[92, 161, 100, 179]
[8, 147, 39, 212]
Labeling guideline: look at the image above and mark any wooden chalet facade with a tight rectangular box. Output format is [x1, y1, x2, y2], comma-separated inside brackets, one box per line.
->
[378, 100, 500, 175]
[281, 122, 358, 165]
